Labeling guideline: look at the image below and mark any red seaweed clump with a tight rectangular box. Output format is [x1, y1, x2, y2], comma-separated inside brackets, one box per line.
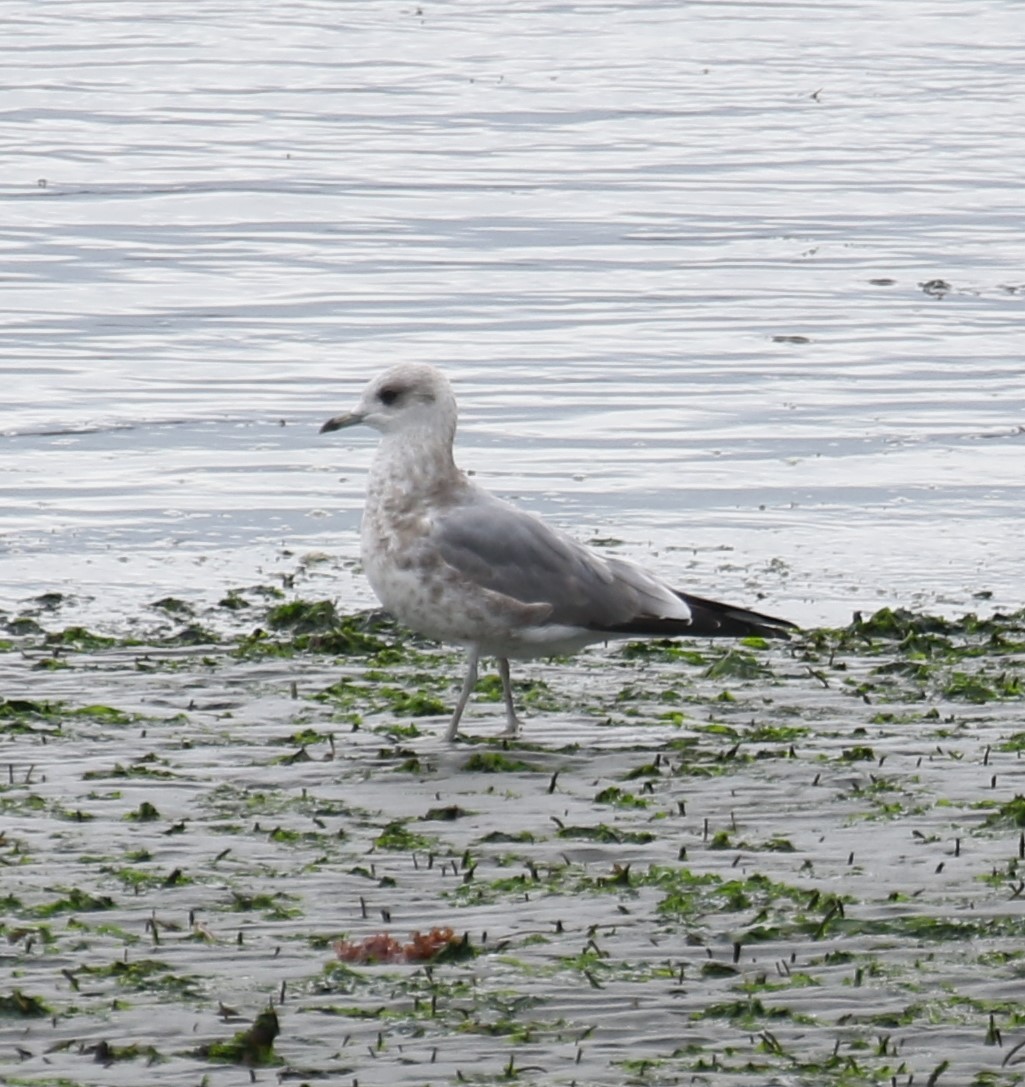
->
[334, 926, 468, 964]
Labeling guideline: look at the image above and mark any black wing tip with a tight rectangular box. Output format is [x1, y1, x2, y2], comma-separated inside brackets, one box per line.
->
[593, 593, 797, 642]
[678, 590, 797, 640]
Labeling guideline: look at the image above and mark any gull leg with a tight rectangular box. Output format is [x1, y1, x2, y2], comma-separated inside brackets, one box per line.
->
[498, 657, 523, 738]
[445, 646, 479, 742]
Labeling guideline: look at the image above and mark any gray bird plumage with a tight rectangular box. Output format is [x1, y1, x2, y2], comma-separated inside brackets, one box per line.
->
[321, 363, 794, 740]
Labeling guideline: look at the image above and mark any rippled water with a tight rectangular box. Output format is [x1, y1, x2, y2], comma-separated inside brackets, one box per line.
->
[2, 0, 1023, 629]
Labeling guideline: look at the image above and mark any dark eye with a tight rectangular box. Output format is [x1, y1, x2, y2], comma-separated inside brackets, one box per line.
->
[378, 386, 401, 406]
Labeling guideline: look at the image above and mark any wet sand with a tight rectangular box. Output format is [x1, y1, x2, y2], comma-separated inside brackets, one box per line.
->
[3, 592, 1024, 1085]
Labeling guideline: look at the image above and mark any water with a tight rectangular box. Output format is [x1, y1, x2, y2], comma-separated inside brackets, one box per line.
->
[2, 0, 1023, 631]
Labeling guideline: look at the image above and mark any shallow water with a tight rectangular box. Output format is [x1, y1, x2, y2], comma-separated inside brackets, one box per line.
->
[2, 0, 1024, 628]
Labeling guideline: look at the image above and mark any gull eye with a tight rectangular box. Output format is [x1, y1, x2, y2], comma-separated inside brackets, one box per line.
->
[378, 386, 401, 406]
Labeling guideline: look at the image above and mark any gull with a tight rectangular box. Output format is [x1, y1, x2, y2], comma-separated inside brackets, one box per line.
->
[321, 364, 795, 741]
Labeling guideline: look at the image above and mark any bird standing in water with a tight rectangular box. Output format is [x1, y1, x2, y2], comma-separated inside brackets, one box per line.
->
[321, 363, 794, 740]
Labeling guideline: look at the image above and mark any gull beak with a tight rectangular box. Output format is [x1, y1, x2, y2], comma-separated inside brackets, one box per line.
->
[320, 410, 364, 434]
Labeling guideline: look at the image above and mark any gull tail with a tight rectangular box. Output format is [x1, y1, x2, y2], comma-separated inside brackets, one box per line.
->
[675, 591, 796, 639]
[598, 592, 796, 640]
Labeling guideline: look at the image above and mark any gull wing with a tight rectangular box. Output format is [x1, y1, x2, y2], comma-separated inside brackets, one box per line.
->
[431, 490, 692, 632]
[432, 489, 796, 640]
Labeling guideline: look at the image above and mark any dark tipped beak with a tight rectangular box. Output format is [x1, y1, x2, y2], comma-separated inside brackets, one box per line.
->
[320, 411, 364, 434]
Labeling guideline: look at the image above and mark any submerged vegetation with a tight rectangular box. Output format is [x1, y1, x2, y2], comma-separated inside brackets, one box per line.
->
[0, 593, 1023, 1085]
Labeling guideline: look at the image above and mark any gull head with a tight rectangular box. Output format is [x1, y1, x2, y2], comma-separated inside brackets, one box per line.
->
[320, 363, 458, 439]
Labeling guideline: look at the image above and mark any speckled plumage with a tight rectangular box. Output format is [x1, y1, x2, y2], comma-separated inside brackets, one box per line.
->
[322, 363, 794, 740]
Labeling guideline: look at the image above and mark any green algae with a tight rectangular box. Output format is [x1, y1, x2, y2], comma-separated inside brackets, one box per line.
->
[262, 599, 395, 656]
[200, 1007, 279, 1065]
[555, 823, 656, 844]
[31, 887, 118, 917]
[0, 990, 51, 1017]
[461, 751, 540, 773]
[2, 597, 1024, 1087]
[43, 626, 122, 650]
[374, 820, 437, 852]
[704, 647, 772, 680]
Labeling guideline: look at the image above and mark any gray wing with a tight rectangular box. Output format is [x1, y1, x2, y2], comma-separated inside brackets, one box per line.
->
[431, 489, 690, 631]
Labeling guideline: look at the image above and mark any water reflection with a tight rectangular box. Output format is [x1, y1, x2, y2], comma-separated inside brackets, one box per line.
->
[1, 0, 1022, 627]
